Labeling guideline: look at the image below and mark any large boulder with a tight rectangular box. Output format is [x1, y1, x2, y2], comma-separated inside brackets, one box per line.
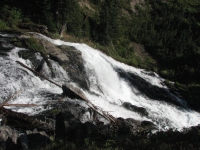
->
[59, 45, 89, 90]
[26, 129, 50, 149]
[55, 110, 82, 140]
[122, 102, 148, 116]
[40, 39, 69, 64]
[55, 110, 99, 143]
[39, 41, 89, 89]
[62, 83, 87, 100]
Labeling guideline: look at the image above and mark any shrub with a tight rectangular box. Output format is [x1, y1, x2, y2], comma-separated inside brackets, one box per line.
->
[27, 38, 45, 53]
[0, 5, 21, 28]
[0, 20, 7, 30]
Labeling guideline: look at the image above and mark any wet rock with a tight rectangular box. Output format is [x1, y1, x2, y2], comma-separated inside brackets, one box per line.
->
[122, 102, 148, 116]
[62, 83, 87, 100]
[0, 114, 7, 125]
[140, 120, 157, 131]
[116, 68, 187, 108]
[18, 50, 42, 70]
[40, 39, 69, 63]
[59, 45, 89, 90]
[0, 126, 19, 150]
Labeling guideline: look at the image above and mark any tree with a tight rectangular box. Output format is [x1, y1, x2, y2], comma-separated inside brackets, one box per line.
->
[57, 0, 82, 37]
[99, 0, 120, 44]
[0, 5, 21, 28]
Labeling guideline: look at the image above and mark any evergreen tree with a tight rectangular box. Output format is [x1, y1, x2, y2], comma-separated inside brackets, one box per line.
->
[57, 0, 82, 36]
[99, 0, 120, 44]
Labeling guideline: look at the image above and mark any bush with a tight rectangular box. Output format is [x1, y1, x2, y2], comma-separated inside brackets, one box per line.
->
[0, 5, 21, 28]
[27, 38, 45, 53]
[0, 20, 7, 30]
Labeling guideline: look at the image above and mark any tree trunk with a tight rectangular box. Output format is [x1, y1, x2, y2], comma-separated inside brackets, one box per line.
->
[59, 23, 67, 37]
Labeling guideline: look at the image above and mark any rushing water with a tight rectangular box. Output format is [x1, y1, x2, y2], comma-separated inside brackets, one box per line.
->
[1, 33, 200, 130]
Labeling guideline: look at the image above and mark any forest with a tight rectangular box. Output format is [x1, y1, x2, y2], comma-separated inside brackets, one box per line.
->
[0, 0, 200, 85]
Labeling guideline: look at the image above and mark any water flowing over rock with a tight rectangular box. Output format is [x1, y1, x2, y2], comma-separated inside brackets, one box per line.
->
[122, 102, 148, 116]
[1, 32, 200, 132]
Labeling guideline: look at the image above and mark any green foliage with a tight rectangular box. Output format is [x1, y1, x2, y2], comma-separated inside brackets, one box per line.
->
[130, 0, 200, 83]
[0, 20, 7, 30]
[26, 38, 45, 53]
[57, 0, 83, 36]
[0, 5, 21, 28]
[99, 0, 121, 44]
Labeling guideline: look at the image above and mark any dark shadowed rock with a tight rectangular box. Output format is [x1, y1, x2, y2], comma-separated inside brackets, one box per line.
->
[62, 83, 87, 100]
[59, 45, 89, 90]
[116, 68, 188, 108]
[140, 120, 157, 131]
[18, 50, 42, 70]
[18, 23, 48, 34]
[0, 126, 19, 150]
[122, 102, 148, 116]
[55, 110, 82, 140]
[0, 107, 53, 132]
[26, 129, 50, 149]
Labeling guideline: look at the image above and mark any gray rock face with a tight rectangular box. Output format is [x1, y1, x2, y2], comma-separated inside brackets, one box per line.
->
[40, 39, 69, 63]
[122, 102, 148, 116]
[59, 45, 89, 90]
[38, 40, 89, 89]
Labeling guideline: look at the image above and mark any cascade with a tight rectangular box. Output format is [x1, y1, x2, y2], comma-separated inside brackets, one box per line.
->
[1, 33, 200, 130]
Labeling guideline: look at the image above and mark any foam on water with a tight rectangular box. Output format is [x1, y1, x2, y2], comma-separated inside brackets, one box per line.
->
[0, 45, 68, 115]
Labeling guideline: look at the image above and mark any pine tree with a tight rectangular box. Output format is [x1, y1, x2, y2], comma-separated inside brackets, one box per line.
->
[57, 0, 82, 37]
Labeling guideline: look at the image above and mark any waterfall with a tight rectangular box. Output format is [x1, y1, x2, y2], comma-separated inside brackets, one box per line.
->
[1, 33, 200, 130]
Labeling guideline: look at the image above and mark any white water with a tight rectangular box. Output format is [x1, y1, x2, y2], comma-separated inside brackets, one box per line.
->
[1, 33, 200, 130]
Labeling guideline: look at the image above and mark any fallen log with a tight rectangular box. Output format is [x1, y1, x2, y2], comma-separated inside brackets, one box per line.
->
[4, 104, 38, 107]
[16, 61, 62, 88]
[0, 90, 22, 107]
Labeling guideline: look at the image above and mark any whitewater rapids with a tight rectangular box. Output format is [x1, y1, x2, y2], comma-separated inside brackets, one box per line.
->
[1, 33, 200, 130]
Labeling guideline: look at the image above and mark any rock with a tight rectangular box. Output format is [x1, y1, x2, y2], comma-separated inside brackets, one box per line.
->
[83, 122, 99, 137]
[0, 126, 19, 150]
[55, 110, 82, 140]
[59, 45, 89, 90]
[18, 23, 48, 34]
[18, 50, 42, 70]
[40, 39, 69, 64]
[16, 35, 30, 39]
[62, 83, 87, 100]
[19, 133, 29, 150]
[26, 129, 50, 149]
[122, 102, 148, 116]
[0, 107, 54, 132]
[140, 120, 157, 131]
[0, 114, 7, 125]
